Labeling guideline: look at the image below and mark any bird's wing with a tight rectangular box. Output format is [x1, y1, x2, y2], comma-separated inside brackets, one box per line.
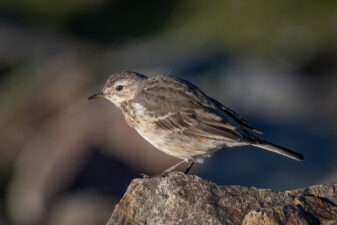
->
[210, 97, 262, 134]
[152, 110, 243, 141]
[134, 77, 243, 141]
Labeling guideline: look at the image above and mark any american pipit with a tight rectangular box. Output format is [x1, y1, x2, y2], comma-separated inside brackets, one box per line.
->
[89, 71, 303, 174]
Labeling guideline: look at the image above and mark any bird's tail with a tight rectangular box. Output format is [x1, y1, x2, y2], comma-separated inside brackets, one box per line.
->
[251, 139, 304, 161]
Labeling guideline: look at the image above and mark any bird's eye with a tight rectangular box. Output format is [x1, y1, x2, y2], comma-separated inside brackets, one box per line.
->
[116, 85, 124, 91]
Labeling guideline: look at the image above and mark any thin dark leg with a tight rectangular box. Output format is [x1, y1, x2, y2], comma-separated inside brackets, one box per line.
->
[140, 160, 193, 178]
[163, 160, 187, 174]
[184, 161, 195, 174]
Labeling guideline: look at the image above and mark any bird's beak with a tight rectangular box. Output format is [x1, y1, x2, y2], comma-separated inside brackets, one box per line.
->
[88, 92, 106, 100]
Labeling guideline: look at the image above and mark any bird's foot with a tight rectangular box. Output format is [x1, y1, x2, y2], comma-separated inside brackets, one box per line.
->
[140, 160, 195, 178]
[140, 172, 170, 178]
[140, 173, 151, 178]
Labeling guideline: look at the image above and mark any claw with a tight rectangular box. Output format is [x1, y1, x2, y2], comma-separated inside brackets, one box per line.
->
[140, 173, 150, 178]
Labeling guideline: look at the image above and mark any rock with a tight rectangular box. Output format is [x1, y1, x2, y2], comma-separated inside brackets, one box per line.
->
[107, 172, 337, 225]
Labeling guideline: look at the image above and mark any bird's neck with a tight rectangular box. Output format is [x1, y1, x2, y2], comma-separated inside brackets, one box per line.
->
[120, 101, 137, 128]
[120, 101, 134, 115]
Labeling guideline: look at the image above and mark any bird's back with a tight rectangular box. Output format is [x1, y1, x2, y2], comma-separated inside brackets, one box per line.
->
[136, 75, 218, 112]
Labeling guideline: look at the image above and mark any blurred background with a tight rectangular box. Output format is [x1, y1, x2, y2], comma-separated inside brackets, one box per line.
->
[0, 0, 337, 224]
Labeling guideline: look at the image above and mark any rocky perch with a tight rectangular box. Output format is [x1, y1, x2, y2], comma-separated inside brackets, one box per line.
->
[107, 172, 337, 225]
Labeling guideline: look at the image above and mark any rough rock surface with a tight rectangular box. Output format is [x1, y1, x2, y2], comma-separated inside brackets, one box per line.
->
[107, 172, 337, 225]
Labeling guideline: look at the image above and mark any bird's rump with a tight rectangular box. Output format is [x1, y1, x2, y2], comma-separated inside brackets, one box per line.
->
[210, 98, 262, 134]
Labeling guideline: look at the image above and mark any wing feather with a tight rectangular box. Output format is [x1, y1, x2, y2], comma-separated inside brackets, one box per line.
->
[133, 76, 248, 142]
[210, 98, 262, 134]
[153, 111, 242, 141]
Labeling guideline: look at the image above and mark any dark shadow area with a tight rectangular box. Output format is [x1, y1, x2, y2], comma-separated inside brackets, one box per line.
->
[65, 0, 181, 43]
[67, 148, 139, 197]
[0, 169, 11, 224]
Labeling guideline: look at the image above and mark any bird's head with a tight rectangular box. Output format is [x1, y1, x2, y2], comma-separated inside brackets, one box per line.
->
[88, 71, 147, 107]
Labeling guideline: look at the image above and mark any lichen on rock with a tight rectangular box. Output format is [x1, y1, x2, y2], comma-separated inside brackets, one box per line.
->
[107, 172, 337, 225]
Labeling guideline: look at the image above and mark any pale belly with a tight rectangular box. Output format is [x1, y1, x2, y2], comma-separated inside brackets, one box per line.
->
[134, 122, 239, 162]
[123, 102, 245, 162]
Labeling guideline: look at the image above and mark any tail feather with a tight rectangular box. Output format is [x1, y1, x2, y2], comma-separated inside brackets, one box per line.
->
[251, 139, 304, 161]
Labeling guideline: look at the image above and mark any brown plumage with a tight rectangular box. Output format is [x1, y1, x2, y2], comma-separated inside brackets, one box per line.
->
[89, 71, 303, 174]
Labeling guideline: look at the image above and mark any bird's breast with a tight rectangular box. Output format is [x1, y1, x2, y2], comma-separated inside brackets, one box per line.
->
[121, 102, 229, 160]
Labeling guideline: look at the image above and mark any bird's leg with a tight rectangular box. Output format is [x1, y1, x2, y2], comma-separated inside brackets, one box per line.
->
[140, 160, 192, 178]
[184, 161, 195, 174]
[162, 160, 187, 174]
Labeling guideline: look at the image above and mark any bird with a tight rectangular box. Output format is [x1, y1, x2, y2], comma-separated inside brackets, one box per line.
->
[88, 71, 303, 175]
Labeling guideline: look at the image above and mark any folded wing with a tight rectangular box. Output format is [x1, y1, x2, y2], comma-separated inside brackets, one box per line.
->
[135, 77, 245, 142]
